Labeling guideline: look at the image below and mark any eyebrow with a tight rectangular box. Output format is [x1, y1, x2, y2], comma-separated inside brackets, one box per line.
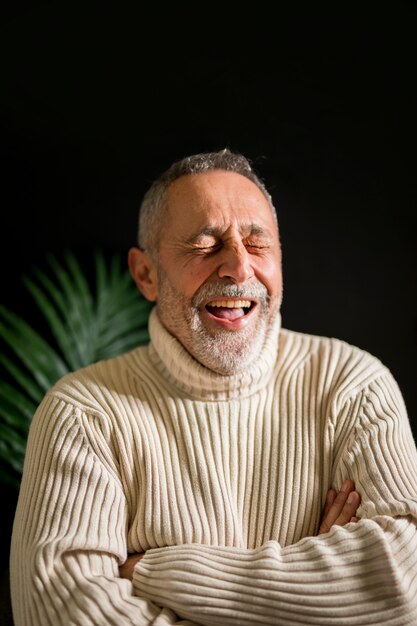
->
[187, 223, 272, 243]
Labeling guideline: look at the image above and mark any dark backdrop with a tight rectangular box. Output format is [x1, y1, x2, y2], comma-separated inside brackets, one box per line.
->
[1, 1, 416, 586]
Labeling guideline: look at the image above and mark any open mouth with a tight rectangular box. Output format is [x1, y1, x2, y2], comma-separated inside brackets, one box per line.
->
[205, 299, 256, 321]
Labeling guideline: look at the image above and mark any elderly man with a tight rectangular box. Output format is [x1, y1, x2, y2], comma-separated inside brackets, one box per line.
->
[10, 149, 417, 625]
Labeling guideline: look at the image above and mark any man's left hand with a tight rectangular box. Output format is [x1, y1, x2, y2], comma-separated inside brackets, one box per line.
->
[318, 479, 361, 535]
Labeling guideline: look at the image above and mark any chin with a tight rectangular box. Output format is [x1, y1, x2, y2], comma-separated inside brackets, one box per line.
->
[188, 330, 267, 375]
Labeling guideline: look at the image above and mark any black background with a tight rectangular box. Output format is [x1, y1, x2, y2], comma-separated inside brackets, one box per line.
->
[1, 2, 416, 580]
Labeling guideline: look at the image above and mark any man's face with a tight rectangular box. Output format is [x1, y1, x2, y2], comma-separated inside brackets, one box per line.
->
[153, 170, 283, 374]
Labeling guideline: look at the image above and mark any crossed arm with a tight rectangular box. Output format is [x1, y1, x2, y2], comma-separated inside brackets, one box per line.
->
[11, 372, 417, 625]
[119, 479, 361, 580]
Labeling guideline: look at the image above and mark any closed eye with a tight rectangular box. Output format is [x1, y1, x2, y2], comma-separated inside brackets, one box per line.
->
[192, 244, 221, 255]
[193, 242, 272, 255]
[245, 241, 272, 252]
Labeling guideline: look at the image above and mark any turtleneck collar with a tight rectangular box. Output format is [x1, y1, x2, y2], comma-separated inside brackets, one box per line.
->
[147, 307, 281, 401]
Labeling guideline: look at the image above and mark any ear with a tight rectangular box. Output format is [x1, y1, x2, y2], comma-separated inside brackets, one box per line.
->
[128, 247, 159, 302]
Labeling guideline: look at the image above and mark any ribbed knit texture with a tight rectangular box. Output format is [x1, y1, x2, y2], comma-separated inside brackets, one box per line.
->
[10, 308, 417, 625]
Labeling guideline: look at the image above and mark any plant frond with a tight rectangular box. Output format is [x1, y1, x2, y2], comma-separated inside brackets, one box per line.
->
[0, 353, 45, 404]
[97, 329, 150, 360]
[0, 424, 26, 473]
[0, 380, 38, 422]
[46, 253, 96, 363]
[0, 248, 153, 489]
[0, 307, 69, 390]
[22, 276, 86, 371]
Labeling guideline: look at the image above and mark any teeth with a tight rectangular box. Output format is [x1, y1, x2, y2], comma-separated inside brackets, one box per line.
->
[208, 299, 252, 308]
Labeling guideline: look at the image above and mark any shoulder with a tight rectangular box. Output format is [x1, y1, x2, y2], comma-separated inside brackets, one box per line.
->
[45, 344, 151, 413]
[279, 325, 383, 366]
[278, 326, 391, 399]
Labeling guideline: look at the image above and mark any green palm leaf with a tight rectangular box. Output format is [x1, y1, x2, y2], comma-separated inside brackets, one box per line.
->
[0, 352, 45, 403]
[0, 249, 153, 488]
[0, 308, 69, 389]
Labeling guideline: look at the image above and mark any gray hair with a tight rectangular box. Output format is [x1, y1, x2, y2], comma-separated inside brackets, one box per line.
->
[137, 148, 277, 257]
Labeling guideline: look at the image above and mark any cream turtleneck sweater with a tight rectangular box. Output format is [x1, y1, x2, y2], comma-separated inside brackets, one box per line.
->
[10, 309, 417, 625]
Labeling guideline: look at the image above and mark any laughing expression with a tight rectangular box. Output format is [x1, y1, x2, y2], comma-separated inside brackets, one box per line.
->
[149, 170, 282, 374]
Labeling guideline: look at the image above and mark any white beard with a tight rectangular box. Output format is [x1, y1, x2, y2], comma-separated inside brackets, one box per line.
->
[156, 271, 281, 375]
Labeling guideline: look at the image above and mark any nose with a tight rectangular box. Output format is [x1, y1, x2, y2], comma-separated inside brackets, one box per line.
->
[217, 242, 254, 283]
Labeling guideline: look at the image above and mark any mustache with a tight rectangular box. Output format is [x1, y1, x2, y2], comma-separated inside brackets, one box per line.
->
[192, 280, 270, 308]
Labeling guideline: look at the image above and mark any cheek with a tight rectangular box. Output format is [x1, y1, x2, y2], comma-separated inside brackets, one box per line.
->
[167, 259, 213, 299]
[186, 268, 215, 297]
[255, 257, 282, 296]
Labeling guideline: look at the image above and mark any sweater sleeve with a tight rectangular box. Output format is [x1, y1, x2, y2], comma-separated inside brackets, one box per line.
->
[9, 394, 197, 626]
[132, 371, 417, 625]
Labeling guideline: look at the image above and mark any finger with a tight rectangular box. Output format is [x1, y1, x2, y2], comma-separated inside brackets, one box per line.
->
[333, 490, 361, 527]
[326, 479, 355, 524]
[322, 488, 337, 519]
[318, 480, 356, 535]
[319, 488, 361, 534]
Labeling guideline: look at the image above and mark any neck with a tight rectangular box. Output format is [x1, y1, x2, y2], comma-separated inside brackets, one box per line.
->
[148, 307, 282, 401]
